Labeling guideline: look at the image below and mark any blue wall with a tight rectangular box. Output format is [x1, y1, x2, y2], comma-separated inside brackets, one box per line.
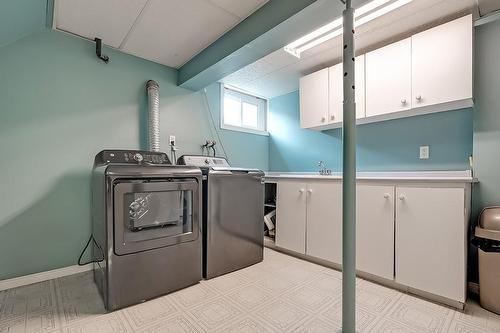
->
[0, 29, 268, 280]
[269, 91, 473, 172]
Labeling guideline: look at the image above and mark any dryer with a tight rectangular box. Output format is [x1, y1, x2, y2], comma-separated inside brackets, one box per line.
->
[91, 150, 202, 311]
[177, 155, 264, 279]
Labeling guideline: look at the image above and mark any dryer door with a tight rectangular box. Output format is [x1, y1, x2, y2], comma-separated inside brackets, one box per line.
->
[113, 179, 200, 255]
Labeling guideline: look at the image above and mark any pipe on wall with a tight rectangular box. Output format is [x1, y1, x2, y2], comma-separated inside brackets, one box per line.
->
[146, 80, 160, 152]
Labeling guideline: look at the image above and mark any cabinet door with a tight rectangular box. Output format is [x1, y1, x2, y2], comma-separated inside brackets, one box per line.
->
[300, 68, 329, 128]
[328, 54, 365, 124]
[395, 187, 466, 302]
[411, 15, 473, 109]
[306, 182, 342, 264]
[356, 185, 395, 280]
[276, 181, 307, 254]
[366, 38, 411, 117]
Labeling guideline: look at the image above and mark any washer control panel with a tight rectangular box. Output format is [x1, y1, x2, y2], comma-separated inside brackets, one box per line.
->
[94, 150, 171, 166]
[178, 155, 230, 167]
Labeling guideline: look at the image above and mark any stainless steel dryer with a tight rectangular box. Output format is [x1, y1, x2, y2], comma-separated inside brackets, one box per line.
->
[92, 150, 202, 311]
[177, 155, 264, 279]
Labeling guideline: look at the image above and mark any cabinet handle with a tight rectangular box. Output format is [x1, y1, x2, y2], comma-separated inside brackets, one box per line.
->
[415, 95, 422, 102]
[299, 189, 305, 194]
[321, 117, 326, 122]
[401, 99, 407, 105]
[330, 115, 335, 121]
[307, 189, 313, 194]
[383, 193, 390, 199]
[398, 195, 406, 201]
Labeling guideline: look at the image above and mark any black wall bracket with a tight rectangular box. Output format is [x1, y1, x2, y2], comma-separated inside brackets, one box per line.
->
[95, 38, 109, 63]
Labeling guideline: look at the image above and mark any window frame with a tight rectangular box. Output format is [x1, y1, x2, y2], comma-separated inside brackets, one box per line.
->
[220, 85, 269, 136]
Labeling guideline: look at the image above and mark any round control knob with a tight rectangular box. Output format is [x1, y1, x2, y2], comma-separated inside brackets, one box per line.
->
[205, 159, 210, 164]
[133, 153, 144, 162]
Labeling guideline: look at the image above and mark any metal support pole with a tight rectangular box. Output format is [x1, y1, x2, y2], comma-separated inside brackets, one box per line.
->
[342, 0, 356, 332]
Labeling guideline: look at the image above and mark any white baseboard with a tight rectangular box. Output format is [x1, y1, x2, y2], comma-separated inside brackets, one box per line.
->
[0, 264, 93, 291]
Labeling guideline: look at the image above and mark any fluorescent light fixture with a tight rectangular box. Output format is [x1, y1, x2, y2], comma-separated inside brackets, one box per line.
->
[284, 0, 413, 58]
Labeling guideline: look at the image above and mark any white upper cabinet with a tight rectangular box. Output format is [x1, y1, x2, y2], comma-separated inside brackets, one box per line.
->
[300, 68, 329, 128]
[366, 38, 411, 117]
[328, 55, 366, 124]
[299, 15, 473, 130]
[411, 15, 473, 109]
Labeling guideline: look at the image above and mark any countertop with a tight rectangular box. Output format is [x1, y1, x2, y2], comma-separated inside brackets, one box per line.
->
[265, 170, 476, 183]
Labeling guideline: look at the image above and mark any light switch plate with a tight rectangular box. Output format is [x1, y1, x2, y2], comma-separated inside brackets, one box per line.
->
[420, 146, 429, 159]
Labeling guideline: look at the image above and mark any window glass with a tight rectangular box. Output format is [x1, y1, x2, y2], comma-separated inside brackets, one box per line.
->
[222, 87, 267, 134]
[242, 102, 258, 128]
[223, 95, 241, 126]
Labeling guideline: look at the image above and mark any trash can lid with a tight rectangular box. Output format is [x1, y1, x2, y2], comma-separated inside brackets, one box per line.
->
[480, 207, 500, 231]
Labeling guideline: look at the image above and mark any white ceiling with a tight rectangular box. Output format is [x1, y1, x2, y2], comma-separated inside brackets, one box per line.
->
[54, 0, 268, 68]
[222, 0, 500, 99]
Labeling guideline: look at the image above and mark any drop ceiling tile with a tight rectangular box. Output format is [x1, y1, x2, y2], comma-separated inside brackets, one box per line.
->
[478, 0, 500, 15]
[122, 0, 240, 68]
[207, 0, 268, 18]
[56, 0, 148, 48]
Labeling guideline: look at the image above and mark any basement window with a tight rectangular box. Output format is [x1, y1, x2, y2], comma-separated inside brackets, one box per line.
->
[221, 86, 268, 135]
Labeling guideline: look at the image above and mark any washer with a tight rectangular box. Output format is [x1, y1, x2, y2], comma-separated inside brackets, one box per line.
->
[177, 155, 264, 279]
[92, 150, 202, 311]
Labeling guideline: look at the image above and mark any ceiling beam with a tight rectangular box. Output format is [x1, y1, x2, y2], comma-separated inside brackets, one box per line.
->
[178, 0, 371, 91]
[177, 0, 319, 90]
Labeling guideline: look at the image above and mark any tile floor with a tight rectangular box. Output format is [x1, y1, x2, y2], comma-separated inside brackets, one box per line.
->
[1, 248, 500, 332]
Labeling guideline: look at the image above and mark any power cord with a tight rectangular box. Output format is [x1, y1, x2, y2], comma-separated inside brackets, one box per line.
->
[78, 234, 104, 266]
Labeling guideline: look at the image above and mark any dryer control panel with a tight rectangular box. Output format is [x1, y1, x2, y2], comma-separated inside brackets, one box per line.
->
[178, 155, 230, 167]
[94, 150, 171, 167]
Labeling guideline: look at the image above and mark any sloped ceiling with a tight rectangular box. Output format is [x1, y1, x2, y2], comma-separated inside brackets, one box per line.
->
[0, 0, 47, 48]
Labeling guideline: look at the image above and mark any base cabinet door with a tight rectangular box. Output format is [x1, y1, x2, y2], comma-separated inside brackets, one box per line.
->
[395, 186, 466, 302]
[306, 182, 342, 264]
[276, 181, 307, 254]
[356, 185, 395, 280]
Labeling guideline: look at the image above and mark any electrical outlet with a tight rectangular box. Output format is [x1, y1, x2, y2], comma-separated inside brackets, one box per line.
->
[420, 146, 429, 159]
[169, 135, 176, 145]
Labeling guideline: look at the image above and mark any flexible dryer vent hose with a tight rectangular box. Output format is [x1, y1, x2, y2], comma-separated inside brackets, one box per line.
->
[146, 80, 160, 152]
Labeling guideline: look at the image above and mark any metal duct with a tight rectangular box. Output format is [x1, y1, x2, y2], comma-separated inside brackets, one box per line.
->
[146, 80, 160, 152]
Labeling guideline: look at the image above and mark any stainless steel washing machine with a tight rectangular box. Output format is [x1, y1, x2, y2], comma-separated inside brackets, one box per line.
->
[177, 155, 264, 279]
[91, 150, 202, 311]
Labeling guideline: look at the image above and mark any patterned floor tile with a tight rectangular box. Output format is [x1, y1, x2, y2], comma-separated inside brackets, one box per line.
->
[449, 300, 500, 333]
[217, 316, 278, 333]
[121, 296, 179, 330]
[0, 281, 60, 333]
[293, 316, 341, 333]
[386, 294, 454, 333]
[2, 249, 500, 333]
[320, 300, 379, 332]
[170, 282, 219, 309]
[356, 280, 403, 315]
[203, 272, 251, 294]
[369, 318, 420, 333]
[256, 300, 310, 332]
[284, 284, 337, 312]
[135, 313, 203, 333]
[55, 271, 106, 327]
[226, 283, 275, 311]
[62, 313, 132, 333]
[187, 297, 244, 332]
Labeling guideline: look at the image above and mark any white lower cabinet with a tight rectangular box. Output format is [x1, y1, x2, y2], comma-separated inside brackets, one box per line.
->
[275, 181, 307, 253]
[395, 186, 466, 302]
[356, 185, 395, 280]
[274, 179, 469, 304]
[306, 182, 342, 263]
